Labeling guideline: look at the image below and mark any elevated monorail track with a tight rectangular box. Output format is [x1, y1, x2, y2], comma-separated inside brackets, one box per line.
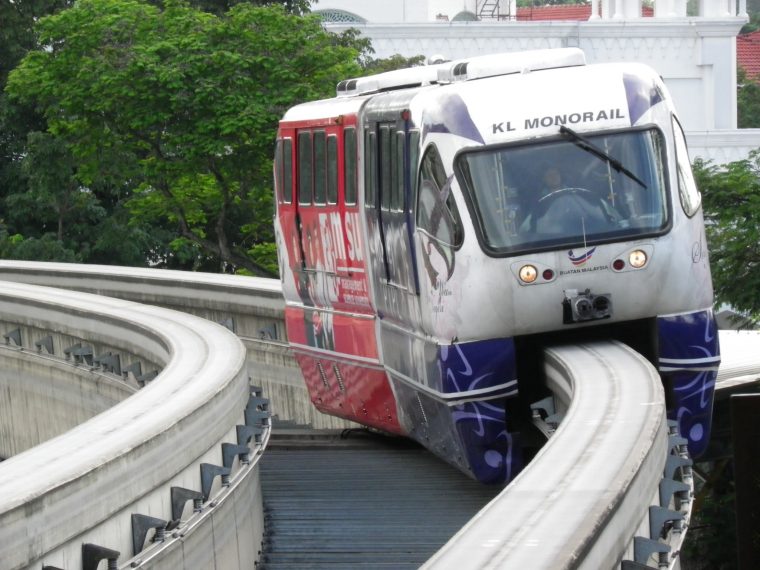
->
[255, 341, 689, 570]
[429, 341, 689, 569]
[0, 262, 750, 569]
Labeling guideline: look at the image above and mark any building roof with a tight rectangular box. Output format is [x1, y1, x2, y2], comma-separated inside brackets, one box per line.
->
[737, 30, 760, 80]
[515, 4, 653, 21]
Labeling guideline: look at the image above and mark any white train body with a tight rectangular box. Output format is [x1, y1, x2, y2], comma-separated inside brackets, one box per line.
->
[275, 49, 719, 483]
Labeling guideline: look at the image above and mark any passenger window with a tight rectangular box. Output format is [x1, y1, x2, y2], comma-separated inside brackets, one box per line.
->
[327, 135, 338, 204]
[298, 132, 313, 205]
[393, 131, 405, 211]
[672, 117, 701, 217]
[365, 129, 376, 208]
[344, 128, 357, 205]
[275, 139, 283, 202]
[417, 145, 463, 247]
[409, 131, 420, 213]
[314, 131, 326, 205]
[283, 138, 292, 203]
[380, 125, 391, 211]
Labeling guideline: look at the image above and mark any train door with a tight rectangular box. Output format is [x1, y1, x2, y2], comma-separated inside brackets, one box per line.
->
[292, 126, 341, 309]
[277, 117, 401, 433]
[280, 120, 373, 315]
[274, 131, 304, 304]
[335, 122, 372, 312]
[363, 117, 421, 326]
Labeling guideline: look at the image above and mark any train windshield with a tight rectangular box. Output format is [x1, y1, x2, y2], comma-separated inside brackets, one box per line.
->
[456, 128, 669, 255]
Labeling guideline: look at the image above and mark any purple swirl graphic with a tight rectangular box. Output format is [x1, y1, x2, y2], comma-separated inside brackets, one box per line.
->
[658, 311, 720, 458]
[440, 338, 521, 483]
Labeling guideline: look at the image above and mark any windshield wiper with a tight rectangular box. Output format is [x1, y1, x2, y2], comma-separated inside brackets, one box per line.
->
[559, 125, 648, 190]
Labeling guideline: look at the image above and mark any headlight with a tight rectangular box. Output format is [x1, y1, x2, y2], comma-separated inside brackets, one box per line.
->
[629, 249, 647, 269]
[519, 264, 538, 283]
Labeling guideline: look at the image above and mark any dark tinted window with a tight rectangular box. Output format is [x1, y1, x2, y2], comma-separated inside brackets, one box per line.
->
[380, 125, 391, 211]
[283, 138, 293, 203]
[274, 139, 283, 201]
[344, 128, 357, 205]
[457, 128, 667, 253]
[365, 129, 376, 208]
[298, 132, 312, 205]
[393, 131, 405, 211]
[314, 130, 326, 205]
[409, 131, 420, 213]
[327, 135, 338, 204]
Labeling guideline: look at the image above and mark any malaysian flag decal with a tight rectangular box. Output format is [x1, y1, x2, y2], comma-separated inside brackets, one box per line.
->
[568, 247, 596, 266]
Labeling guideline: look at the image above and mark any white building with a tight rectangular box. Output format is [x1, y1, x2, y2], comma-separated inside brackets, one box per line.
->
[312, 0, 760, 163]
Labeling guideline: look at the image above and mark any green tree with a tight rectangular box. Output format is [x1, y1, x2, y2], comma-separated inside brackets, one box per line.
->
[693, 152, 760, 323]
[7, 0, 363, 274]
[14, 132, 100, 241]
[361, 53, 426, 75]
[1, 0, 74, 237]
[737, 67, 760, 128]
[179, 0, 311, 16]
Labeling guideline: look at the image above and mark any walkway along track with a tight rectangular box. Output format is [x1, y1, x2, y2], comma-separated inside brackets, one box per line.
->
[258, 428, 501, 569]
[0, 262, 703, 568]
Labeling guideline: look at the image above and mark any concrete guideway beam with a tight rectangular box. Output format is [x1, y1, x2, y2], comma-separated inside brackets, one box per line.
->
[0, 279, 266, 570]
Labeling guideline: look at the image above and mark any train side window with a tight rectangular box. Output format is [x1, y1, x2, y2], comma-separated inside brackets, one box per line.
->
[408, 131, 420, 213]
[380, 125, 391, 211]
[417, 145, 463, 247]
[344, 128, 357, 205]
[393, 131, 405, 211]
[314, 130, 326, 205]
[327, 135, 338, 204]
[283, 138, 293, 203]
[274, 139, 283, 202]
[298, 131, 313, 205]
[365, 129, 377, 208]
[672, 116, 701, 217]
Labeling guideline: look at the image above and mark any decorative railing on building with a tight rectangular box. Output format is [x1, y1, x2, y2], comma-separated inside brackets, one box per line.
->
[478, 0, 516, 20]
[589, 0, 747, 19]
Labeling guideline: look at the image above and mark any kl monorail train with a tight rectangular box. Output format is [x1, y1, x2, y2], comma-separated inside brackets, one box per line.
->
[273, 48, 720, 484]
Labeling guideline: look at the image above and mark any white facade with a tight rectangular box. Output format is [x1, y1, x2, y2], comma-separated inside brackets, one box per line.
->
[311, 1, 484, 23]
[312, 0, 760, 162]
[312, 0, 745, 22]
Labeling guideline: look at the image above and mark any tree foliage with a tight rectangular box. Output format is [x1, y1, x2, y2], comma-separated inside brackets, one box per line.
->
[737, 67, 760, 128]
[361, 53, 426, 75]
[7, 0, 364, 274]
[694, 152, 760, 322]
[176, 0, 311, 16]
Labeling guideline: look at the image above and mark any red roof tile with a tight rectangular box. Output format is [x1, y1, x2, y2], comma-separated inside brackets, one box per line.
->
[738, 30, 760, 81]
[514, 4, 653, 21]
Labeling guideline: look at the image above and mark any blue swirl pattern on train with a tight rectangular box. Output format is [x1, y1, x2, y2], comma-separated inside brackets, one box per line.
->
[658, 310, 720, 458]
[440, 339, 522, 483]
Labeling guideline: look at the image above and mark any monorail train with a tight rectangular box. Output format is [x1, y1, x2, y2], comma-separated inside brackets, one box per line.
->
[273, 48, 719, 484]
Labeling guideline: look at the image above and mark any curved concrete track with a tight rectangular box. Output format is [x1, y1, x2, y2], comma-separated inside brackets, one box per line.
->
[0, 278, 269, 570]
[427, 341, 681, 569]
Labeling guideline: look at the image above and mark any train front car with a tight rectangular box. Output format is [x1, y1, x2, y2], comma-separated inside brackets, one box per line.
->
[402, 51, 718, 482]
[274, 49, 719, 485]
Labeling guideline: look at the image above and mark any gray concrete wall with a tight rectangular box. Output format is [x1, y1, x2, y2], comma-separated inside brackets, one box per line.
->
[0, 261, 356, 431]
[0, 348, 134, 457]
